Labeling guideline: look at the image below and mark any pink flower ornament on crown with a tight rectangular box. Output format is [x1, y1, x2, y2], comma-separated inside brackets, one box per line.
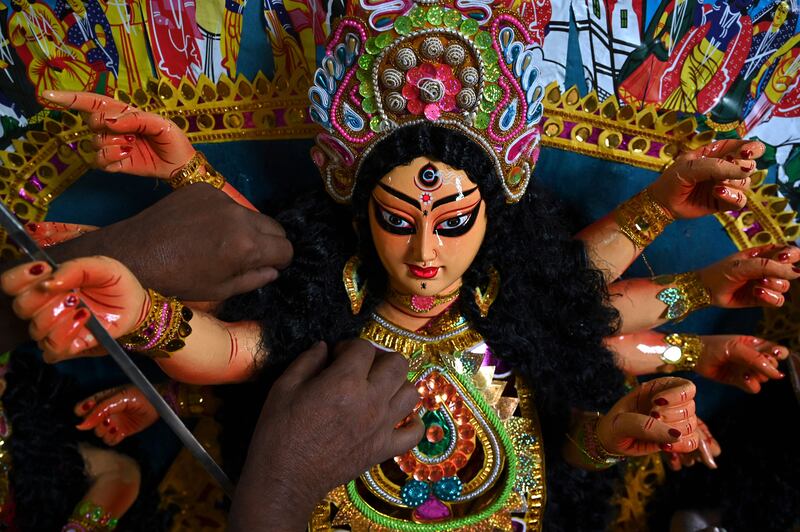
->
[308, 1, 545, 204]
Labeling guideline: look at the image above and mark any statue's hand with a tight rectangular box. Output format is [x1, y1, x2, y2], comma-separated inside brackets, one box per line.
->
[684, 335, 787, 393]
[597, 376, 699, 456]
[697, 244, 800, 309]
[0, 257, 146, 362]
[664, 418, 720, 471]
[648, 139, 765, 219]
[75, 384, 159, 446]
[42, 90, 195, 179]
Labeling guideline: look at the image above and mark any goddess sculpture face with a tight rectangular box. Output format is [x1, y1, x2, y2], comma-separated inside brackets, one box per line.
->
[369, 156, 487, 297]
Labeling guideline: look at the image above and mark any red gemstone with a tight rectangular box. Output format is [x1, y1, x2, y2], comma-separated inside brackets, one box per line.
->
[426, 424, 445, 443]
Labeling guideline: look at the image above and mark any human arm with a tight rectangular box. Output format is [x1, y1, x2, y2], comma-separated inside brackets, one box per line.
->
[606, 330, 787, 392]
[563, 377, 699, 470]
[73, 381, 219, 446]
[229, 341, 424, 531]
[576, 139, 764, 282]
[1, 257, 262, 384]
[0, 185, 292, 352]
[610, 244, 800, 333]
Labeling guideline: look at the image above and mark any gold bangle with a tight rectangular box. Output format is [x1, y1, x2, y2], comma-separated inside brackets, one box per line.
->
[566, 413, 624, 469]
[654, 272, 712, 322]
[614, 188, 674, 249]
[168, 151, 225, 190]
[118, 289, 193, 358]
[660, 333, 703, 372]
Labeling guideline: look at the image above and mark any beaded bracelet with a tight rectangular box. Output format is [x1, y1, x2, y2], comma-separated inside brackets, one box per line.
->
[566, 414, 625, 469]
[614, 188, 674, 249]
[654, 272, 712, 322]
[168, 151, 225, 190]
[118, 289, 193, 358]
[62, 500, 118, 532]
[660, 333, 703, 372]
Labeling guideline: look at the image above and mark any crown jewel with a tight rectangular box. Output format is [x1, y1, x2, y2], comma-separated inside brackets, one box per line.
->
[308, 2, 545, 204]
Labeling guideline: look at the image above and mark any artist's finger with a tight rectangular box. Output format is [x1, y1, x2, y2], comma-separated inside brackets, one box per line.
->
[385, 416, 425, 459]
[273, 341, 329, 392]
[388, 381, 421, 425]
[370, 352, 411, 398]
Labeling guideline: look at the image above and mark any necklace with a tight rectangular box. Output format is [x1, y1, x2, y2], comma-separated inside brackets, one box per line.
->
[386, 286, 460, 314]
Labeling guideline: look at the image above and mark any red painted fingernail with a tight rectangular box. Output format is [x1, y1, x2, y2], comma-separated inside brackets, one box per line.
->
[761, 278, 770, 284]
[661, 443, 673, 451]
[29, 264, 45, 276]
[120, 146, 132, 155]
[755, 287, 767, 296]
[74, 309, 89, 320]
[650, 411, 661, 419]
[792, 267, 800, 273]
[778, 252, 790, 261]
[109, 426, 117, 434]
[654, 398, 669, 406]
[743, 373, 751, 381]
[26, 222, 38, 232]
[65, 294, 79, 307]
[724, 154, 735, 162]
[750, 249, 761, 257]
[714, 185, 727, 196]
[102, 418, 110, 426]
[742, 149, 753, 158]
[779, 372, 785, 378]
[741, 165, 752, 172]
[105, 117, 117, 124]
[668, 428, 682, 438]
[81, 401, 92, 411]
[124, 134, 135, 142]
[773, 347, 783, 356]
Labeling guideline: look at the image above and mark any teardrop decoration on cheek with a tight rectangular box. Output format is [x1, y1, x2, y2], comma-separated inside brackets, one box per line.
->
[415, 163, 443, 191]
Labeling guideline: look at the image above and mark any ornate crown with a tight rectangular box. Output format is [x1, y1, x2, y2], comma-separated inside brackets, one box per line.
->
[308, 2, 545, 204]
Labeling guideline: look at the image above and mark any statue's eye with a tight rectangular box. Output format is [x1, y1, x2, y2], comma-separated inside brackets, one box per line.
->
[434, 202, 481, 237]
[437, 213, 470, 230]
[374, 203, 416, 235]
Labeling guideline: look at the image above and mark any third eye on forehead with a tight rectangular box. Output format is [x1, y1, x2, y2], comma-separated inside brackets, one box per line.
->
[378, 182, 478, 212]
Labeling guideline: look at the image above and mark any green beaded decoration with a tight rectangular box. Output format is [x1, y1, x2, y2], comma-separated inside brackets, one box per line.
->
[395, 16, 412, 35]
[356, 68, 371, 83]
[358, 53, 373, 70]
[484, 63, 501, 82]
[474, 31, 492, 50]
[426, 5, 444, 25]
[362, 96, 378, 114]
[409, 6, 427, 27]
[460, 18, 479, 36]
[375, 32, 393, 49]
[482, 48, 499, 65]
[474, 112, 490, 129]
[370, 116, 383, 132]
[483, 84, 502, 103]
[480, 96, 499, 112]
[365, 37, 380, 55]
[358, 81, 374, 98]
[443, 9, 462, 28]
[344, 368, 518, 530]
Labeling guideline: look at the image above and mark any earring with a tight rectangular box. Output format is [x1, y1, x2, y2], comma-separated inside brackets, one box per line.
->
[343, 255, 367, 315]
[474, 266, 500, 318]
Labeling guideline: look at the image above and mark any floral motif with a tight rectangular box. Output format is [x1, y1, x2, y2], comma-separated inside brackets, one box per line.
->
[402, 63, 462, 120]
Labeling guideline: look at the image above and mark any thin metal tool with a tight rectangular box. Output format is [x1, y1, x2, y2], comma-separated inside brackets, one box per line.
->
[0, 203, 235, 498]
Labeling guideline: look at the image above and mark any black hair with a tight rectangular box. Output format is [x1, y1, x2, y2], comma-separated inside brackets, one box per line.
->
[221, 123, 626, 529]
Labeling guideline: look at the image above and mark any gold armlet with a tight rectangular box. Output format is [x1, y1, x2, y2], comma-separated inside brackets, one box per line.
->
[614, 188, 674, 249]
[118, 289, 193, 358]
[169, 151, 225, 190]
[654, 272, 712, 322]
[660, 333, 702, 372]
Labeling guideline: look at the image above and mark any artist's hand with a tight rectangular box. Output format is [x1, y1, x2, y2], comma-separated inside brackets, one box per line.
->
[664, 418, 720, 471]
[648, 139, 764, 219]
[697, 244, 800, 309]
[229, 340, 424, 531]
[75, 384, 159, 445]
[47, 185, 292, 301]
[672, 335, 788, 393]
[0, 258, 145, 362]
[42, 90, 195, 179]
[597, 377, 699, 456]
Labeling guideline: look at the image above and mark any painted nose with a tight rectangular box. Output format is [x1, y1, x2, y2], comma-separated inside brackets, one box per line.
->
[411, 230, 438, 264]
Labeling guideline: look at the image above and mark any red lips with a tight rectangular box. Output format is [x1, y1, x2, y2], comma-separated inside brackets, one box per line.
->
[407, 265, 440, 279]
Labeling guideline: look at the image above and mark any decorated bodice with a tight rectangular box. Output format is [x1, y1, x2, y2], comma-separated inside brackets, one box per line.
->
[311, 308, 545, 531]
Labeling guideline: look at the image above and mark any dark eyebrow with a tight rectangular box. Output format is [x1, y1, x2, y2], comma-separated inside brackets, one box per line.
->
[377, 183, 421, 210]
[432, 186, 479, 210]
